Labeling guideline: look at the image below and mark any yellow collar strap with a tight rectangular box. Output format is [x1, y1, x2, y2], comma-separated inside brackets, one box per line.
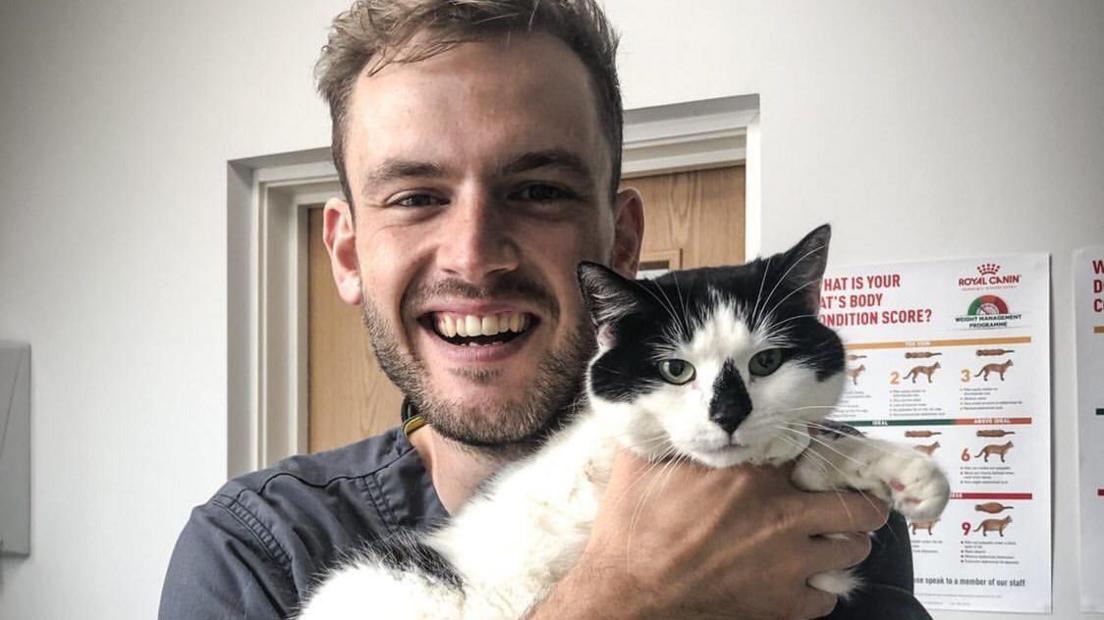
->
[403, 414, 427, 437]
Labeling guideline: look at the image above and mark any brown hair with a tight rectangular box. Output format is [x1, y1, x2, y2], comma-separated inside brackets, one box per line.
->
[315, 0, 622, 205]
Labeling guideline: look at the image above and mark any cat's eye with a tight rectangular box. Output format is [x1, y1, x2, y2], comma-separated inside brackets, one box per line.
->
[658, 359, 696, 384]
[748, 349, 785, 377]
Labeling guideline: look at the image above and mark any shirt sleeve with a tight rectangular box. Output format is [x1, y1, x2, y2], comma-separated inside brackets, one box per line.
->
[159, 495, 299, 620]
[824, 510, 932, 620]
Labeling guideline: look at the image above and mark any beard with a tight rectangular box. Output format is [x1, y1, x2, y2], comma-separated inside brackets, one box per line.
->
[360, 276, 596, 455]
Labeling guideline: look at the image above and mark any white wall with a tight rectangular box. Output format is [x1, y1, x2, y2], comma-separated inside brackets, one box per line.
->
[1, 1, 1100, 618]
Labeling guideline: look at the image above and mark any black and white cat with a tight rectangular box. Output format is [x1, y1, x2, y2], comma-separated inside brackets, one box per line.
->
[298, 225, 950, 619]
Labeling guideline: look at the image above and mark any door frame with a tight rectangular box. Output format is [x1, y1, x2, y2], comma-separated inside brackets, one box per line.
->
[226, 95, 761, 476]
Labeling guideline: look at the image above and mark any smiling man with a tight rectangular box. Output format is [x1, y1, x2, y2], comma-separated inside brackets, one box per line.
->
[318, 22, 642, 513]
[160, 2, 927, 619]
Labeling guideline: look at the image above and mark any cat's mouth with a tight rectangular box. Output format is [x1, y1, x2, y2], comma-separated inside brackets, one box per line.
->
[420, 311, 538, 347]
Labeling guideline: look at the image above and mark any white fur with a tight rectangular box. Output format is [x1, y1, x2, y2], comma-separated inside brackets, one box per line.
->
[297, 305, 950, 619]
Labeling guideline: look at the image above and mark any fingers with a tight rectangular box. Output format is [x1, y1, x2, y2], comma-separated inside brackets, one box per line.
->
[800, 490, 889, 535]
[806, 532, 872, 575]
[796, 587, 839, 620]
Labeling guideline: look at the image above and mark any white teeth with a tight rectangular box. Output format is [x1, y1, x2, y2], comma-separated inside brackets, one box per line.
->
[481, 315, 498, 336]
[465, 315, 481, 336]
[434, 311, 533, 339]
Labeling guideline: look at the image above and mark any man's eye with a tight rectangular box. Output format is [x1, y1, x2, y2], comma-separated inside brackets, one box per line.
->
[511, 184, 575, 202]
[390, 193, 446, 208]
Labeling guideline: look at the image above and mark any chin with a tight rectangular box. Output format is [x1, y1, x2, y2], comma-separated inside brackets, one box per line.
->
[686, 445, 755, 469]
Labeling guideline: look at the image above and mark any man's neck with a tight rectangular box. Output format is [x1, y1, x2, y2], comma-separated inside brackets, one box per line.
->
[408, 425, 514, 515]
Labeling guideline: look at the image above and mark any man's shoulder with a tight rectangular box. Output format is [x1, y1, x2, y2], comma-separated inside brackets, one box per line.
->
[225, 426, 411, 497]
[209, 426, 446, 539]
[162, 427, 448, 615]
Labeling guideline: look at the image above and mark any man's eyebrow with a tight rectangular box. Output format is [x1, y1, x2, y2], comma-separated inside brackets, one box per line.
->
[499, 149, 595, 182]
[362, 159, 446, 189]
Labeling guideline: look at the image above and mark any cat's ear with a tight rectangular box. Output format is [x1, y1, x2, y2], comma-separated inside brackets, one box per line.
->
[577, 261, 647, 329]
[777, 224, 831, 315]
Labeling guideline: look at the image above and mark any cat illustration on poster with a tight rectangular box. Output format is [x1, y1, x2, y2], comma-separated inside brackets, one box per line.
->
[974, 359, 1014, 381]
[914, 441, 941, 456]
[903, 362, 941, 383]
[846, 364, 866, 386]
[975, 441, 1014, 463]
[973, 515, 1013, 537]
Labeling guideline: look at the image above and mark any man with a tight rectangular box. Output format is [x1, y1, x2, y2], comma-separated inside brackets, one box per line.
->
[160, 1, 926, 618]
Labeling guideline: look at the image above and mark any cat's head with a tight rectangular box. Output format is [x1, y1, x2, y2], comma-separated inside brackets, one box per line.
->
[577, 225, 845, 467]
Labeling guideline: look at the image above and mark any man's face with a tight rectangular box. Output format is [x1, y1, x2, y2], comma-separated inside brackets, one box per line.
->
[325, 33, 642, 450]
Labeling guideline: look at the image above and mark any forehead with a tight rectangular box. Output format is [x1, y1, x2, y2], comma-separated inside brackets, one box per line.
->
[344, 32, 609, 186]
[678, 302, 759, 362]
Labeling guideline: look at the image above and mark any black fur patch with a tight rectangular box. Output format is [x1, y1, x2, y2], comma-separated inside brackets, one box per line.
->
[709, 359, 753, 434]
[369, 531, 463, 590]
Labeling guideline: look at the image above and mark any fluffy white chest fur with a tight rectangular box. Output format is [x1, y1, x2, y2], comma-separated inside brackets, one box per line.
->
[300, 410, 614, 620]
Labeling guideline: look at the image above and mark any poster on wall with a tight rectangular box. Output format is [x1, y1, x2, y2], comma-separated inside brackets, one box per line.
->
[821, 253, 1052, 613]
[1074, 246, 1104, 613]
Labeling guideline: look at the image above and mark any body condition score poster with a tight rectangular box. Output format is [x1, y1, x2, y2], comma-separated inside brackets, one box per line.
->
[820, 253, 1052, 613]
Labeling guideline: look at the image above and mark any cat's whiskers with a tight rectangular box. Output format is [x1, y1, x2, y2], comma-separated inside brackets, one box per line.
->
[625, 451, 684, 565]
[749, 255, 773, 330]
[653, 278, 693, 343]
[780, 426, 868, 469]
[753, 243, 826, 328]
[759, 277, 823, 334]
[671, 271, 691, 333]
[775, 425, 897, 529]
[631, 279, 687, 339]
[778, 405, 838, 412]
[772, 431, 865, 525]
[765, 312, 820, 331]
[801, 421, 905, 459]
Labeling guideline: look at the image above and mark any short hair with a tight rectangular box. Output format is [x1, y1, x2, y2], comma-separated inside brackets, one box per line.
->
[315, 0, 623, 205]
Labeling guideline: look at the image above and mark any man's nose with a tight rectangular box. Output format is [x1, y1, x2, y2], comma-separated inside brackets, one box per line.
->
[436, 192, 520, 283]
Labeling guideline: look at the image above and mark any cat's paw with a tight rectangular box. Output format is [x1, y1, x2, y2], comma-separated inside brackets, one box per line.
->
[882, 455, 950, 522]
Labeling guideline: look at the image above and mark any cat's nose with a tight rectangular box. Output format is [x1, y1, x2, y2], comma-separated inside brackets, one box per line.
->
[709, 360, 754, 435]
[710, 405, 750, 436]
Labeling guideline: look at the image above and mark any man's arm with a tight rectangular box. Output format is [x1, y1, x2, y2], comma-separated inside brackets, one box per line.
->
[527, 450, 892, 620]
[159, 496, 297, 620]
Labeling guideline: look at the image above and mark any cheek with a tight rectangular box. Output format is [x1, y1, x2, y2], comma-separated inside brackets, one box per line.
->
[519, 211, 613, 263]
[357, 227, 422, 316]
[748, 365, 845, 421]
[647, 384, 713, 438]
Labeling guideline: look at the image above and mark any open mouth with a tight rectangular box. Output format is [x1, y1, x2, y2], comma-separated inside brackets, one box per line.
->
[421, 311, 538, 347]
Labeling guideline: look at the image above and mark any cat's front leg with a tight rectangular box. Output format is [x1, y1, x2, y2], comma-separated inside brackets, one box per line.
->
[792, 431, 950, 523]
[791, 429, 950, 601]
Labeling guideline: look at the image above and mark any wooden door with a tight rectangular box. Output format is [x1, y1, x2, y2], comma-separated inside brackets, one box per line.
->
[307, 207, 405, 453]
[627, 165, 745, 272]
[306, 165, 746, 452]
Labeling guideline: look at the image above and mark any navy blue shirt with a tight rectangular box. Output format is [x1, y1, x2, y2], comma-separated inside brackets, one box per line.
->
[159, 428, 448, 619]
[159, 426, 929, 619]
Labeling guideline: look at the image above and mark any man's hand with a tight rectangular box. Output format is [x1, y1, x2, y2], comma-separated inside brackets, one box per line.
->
[532, 448, 889, 620]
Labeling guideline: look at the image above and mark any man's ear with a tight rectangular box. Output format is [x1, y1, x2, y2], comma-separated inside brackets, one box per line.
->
[322, 196, 362, 306]
[609, 187, 644, 279]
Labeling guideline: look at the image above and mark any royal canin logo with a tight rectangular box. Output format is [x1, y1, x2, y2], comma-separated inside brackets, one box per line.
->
[959, 262, 1021, 287]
